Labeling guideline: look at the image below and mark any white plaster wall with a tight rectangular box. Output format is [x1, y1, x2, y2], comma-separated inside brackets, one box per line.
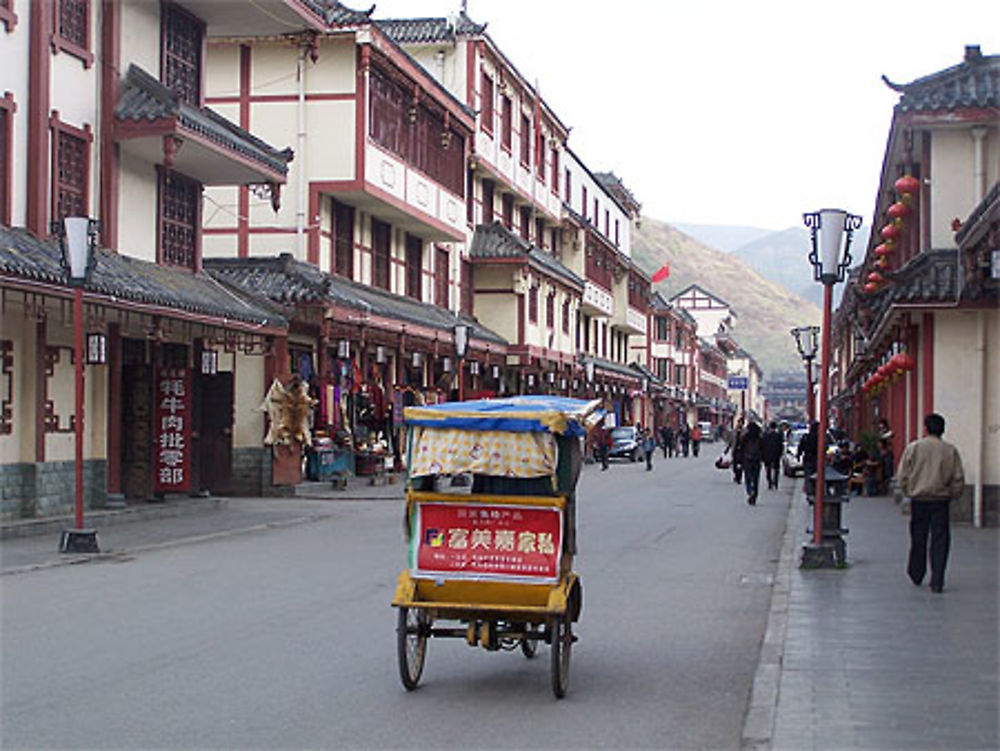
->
[310, 38, 356, 94]
[931, 130, 978, 249]
[233, 351, 265, 448]
[934, 309, 999, 486]
[41, 318, 105, 461]
[0, 10, 29, 227]
[120, 1, 160, 75]
[117, 150, 159, 264]
[0, 309, 30, 462]
[205, 43, 240, 99]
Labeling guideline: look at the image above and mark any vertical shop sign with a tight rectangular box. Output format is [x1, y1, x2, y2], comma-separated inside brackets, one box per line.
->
[154, 367, 192, 493]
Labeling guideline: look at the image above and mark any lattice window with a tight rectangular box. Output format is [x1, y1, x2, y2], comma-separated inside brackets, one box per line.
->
[162, 2, 202, 106]
[58, 0, 86, 48]
[372, 218, 390, 290]
[434, 246, 449, 308]
[159, 170, 200, 270]
[50, 117, 91, 224]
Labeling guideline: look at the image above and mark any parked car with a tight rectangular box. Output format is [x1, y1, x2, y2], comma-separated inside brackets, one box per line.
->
[608, 426, 641, 461]
[782, 428, 808, 477]
[697, 421, 714, 443]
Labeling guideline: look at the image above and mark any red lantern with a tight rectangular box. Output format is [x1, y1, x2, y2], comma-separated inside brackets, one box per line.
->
[881, 223, 901, 241]
[887, 201, 911, 219]
[874, 257, 889, 269]
[867, 271, 884, 284]
[874, 243, 893, 257]
[895, 175, 921, 196]
[900, 353, 916, 371]
[863, 282, 878, 293]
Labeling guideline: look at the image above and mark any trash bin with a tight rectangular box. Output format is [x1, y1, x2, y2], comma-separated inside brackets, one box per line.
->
[306, 446, 336, 481]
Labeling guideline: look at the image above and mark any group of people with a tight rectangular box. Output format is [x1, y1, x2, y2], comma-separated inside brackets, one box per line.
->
[723, 419, 785, 505]
[657, 423, 704, 459]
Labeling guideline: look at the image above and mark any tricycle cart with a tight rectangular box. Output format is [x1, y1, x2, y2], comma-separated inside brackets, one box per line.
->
[392, 395, 599, 698]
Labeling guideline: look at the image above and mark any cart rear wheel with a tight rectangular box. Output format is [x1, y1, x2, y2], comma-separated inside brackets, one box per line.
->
[520, 626, 537, 659]
[397, 607, 428, 690]
[550, 616, 572, 698]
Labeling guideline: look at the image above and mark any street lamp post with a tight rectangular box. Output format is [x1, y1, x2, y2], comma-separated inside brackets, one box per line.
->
[454, 321, 469, 401]
[791, 325, 820, 423]
[54, 216, 101, 554]
[803, 208, 861, 566]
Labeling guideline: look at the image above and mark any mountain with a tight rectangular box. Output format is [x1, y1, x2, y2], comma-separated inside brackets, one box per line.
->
[671, 223, 773, 254]
[632, 217, 821, 376]
[677, 223, 871, 309]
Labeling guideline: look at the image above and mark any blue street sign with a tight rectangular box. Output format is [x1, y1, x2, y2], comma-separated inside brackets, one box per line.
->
[728, 376, 749, 390]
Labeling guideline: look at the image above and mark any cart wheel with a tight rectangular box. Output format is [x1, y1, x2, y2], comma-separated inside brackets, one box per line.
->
[397, 607, 428, 691]
[520, 627, 537, 659]
[550, 616, 572, 698]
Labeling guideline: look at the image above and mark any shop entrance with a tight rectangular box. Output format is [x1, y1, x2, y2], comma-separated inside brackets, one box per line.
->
[195, 372, 233, 494]
[121, 338, 152, 500]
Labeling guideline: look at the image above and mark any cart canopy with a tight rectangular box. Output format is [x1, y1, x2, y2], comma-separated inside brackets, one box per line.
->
[404, 396, 602, 437]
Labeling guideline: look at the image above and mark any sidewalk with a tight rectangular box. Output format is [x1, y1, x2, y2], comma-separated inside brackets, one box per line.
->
[0, 474, 405, 575]
[745, 484, 999, 750]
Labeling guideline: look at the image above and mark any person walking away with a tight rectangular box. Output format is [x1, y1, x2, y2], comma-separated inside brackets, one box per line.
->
[599, 425, 612, 470]
[741, 422, 763, 504]
[665, 425, 676, 458]
[897, 413, 964, 593]
[659, 425, 671, 459]
[690, 423, 702, 457]
[761, 421, 784, 490]
[798, 421, 820, 496]
[678, 423, 690, 457]
[729, 419, 745, 484]
[643, 428, 656, 471]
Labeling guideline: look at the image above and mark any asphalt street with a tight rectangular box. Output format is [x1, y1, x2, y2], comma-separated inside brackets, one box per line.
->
[0, 446, 789, 750]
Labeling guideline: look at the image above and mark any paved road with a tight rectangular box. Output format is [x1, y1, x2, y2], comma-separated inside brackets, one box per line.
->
[1, 449, 790, 750]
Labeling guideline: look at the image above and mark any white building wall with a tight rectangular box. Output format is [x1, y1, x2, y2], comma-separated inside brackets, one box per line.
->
[563, 149, 630, 257]
[0, 10, 29, 227]
[121, 1, 160, 76]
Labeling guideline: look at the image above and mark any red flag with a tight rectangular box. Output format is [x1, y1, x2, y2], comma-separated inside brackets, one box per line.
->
[652, 263, 670, 283]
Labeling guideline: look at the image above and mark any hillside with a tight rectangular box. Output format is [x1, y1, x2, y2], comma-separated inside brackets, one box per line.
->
[632, 217, 821, 376]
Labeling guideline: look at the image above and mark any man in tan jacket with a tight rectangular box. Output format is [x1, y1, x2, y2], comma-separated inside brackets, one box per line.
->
[897, 413, 965, 593]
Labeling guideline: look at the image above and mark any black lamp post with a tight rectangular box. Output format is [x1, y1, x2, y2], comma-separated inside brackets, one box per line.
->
[803, 208, 861, 565]
[53, 216, 101, 554]
[791, 325, 820, 423]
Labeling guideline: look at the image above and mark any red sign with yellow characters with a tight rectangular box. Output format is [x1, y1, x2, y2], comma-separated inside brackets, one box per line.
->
[411, 502, 562, 582]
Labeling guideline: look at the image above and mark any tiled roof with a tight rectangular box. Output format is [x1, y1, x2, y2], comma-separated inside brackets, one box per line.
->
[579, 355, 642, 381]
[866, 250, 959, 321]
[115, 65, 293, 176]
[469, 221, 585, 290]
[205, 254, 507, 346]
[884, 45, 1000, 113]
[594, 172, 642, 215]
[376, 12, 486, 43]
[956, 179, 1000, 245]
[0, 226, 287, 327]
[321, 0, 375, 25]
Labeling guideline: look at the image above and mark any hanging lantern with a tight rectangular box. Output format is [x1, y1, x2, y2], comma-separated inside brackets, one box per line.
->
[874, 257, 889, 269]
[867, 271, 884, 284]
[874, 243, 893, 257]
[880, 223, 901, 241]
[887, 201, 911, 219]
[863, 282, 878, 293]
[900, 352, 916, 371]
[894, 175, 921, 197]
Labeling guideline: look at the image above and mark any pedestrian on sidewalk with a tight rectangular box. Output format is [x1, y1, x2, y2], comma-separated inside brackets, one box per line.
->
[678, 423, 690, 457]
[729, 418, 745, 484]
[690, 423, 702, 458]
[741, 421, 763, 505]
[798, 421, 819, 496]
[897, 412, 965, 593]
[761, 421, 784, 490]
[642, 428, 656, 471]
[660, 424, 673, 458]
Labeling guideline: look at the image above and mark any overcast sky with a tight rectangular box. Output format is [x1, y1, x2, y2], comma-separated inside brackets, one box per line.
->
[371, 0, 996, 230]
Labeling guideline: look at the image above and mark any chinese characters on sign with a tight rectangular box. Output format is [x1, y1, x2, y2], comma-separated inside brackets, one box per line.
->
[411, 503, 563, 582]
[154, 368, 191, 493]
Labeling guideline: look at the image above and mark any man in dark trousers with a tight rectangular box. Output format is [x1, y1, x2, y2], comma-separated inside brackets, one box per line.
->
[897, 413, 965, 593]
[761, 421, 784, 490]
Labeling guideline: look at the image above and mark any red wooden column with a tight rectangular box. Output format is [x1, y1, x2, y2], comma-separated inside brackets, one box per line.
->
[908, 324, 919, 442]
[34, 319, 47, 462]
[921, 313, 934, 418]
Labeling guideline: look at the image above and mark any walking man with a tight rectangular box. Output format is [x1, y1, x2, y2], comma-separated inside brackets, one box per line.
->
[643, 428, 656, 472]
[761, 421, 784, 490]
[897, 413, 964, 593]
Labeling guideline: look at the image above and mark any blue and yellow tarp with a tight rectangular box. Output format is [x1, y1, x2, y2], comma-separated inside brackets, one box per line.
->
[404, 395, 601, 437]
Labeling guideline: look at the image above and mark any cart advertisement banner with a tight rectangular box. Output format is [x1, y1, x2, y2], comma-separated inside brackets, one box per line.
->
[154, 367, 192, 493]
[410, 502, 562, 582]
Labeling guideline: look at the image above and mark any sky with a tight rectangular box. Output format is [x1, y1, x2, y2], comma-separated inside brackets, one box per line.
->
[369, 0, 997, 230]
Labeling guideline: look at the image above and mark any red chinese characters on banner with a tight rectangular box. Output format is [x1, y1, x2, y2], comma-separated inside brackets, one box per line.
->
[154, 368, 192, 493]
[412, 503, 562, 582]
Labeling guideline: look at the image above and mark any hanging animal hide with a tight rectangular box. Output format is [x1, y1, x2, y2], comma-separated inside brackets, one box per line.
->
[259, 376, 317, 447]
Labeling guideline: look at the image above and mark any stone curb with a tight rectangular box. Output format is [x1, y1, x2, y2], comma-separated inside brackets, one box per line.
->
[741, 481, 799, 750]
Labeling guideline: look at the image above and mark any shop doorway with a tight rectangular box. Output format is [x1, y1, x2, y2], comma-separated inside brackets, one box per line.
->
[121, 338, 152, 500]
[196, 372, 233, 494]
